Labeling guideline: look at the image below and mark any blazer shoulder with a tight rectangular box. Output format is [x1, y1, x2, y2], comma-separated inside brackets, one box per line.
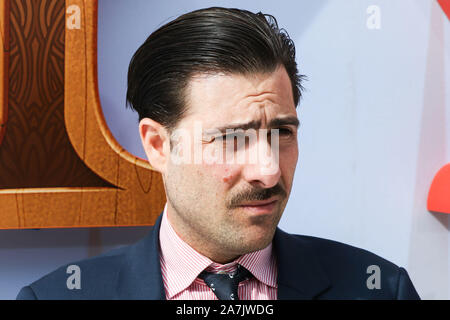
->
[285, 233, 420, 299]
[16, 285, 38, 300]
[293, 234, 398, 270]
[21, 249, 126, 300]
[17, 229, 154, 300]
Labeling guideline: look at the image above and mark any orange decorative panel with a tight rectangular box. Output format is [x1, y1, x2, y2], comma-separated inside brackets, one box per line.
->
[438, 0, 450, 20]
[428, 164, 450, 214]
[0, 0, 165, 229]
[0, 0, 8, 149]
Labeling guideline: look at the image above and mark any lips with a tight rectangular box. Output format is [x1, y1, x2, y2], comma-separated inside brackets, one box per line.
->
[238, 198, 278, 215]
[241, 200, 277, 207]
[239, 197, 278, 207]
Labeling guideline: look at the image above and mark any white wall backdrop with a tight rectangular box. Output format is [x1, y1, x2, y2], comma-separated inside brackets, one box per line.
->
[0, 0, 448, 299]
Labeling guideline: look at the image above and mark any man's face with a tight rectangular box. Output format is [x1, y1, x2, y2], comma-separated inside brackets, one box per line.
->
[147, 66, 299, 262]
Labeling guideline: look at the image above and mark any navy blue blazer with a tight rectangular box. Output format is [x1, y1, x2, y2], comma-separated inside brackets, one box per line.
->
[16, 213, 420, 299]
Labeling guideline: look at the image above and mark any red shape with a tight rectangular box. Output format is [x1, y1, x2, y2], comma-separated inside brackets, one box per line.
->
[428, 163, 450, 214]
[438, 0, 450, 20]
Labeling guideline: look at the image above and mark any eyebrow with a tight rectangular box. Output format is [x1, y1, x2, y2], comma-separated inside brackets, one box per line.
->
[205, 116, 300, 135]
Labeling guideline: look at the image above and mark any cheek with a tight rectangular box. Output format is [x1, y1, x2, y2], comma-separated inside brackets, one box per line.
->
[278, 143, 298, 172]
[281, 140, 298, 163]
[205, 164, 238, 184]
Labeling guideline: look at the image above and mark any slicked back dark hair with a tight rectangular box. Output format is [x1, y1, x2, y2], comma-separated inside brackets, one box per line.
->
[126, 7, 304, 133]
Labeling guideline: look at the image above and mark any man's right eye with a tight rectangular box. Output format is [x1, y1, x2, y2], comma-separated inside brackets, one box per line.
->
[215, 132, 249, 151]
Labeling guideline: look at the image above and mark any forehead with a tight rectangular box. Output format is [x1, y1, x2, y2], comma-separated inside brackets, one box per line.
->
[182, 66, 296, 127]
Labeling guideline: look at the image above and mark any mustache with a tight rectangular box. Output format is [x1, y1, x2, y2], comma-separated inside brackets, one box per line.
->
[228, 184, 286, 208]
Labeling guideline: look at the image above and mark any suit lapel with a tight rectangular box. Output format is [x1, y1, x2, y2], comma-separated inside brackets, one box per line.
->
[117, 212, 166, 300]
[116, 213, 331, 300]
[273, 228, 331, 299]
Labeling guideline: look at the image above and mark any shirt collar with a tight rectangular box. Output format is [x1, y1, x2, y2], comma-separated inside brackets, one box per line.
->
[159, 203, 277, 299]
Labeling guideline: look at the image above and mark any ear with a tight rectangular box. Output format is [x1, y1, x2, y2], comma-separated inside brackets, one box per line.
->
[139, 118, 170, 173]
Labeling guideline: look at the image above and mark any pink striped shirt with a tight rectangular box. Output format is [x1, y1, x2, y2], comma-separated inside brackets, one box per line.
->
[158, 203, 278, 300]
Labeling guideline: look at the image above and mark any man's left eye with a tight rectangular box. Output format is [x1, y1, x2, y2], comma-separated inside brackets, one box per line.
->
[277, 128, 294, 136]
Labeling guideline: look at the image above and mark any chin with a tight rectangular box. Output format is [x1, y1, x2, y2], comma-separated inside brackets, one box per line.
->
[238, 229, 275, 253]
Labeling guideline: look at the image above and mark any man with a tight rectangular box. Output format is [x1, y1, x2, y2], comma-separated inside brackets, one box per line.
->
[17, 7, 420, 300]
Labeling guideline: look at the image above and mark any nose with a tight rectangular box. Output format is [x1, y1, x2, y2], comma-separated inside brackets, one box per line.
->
[240, 135, 281, 188]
